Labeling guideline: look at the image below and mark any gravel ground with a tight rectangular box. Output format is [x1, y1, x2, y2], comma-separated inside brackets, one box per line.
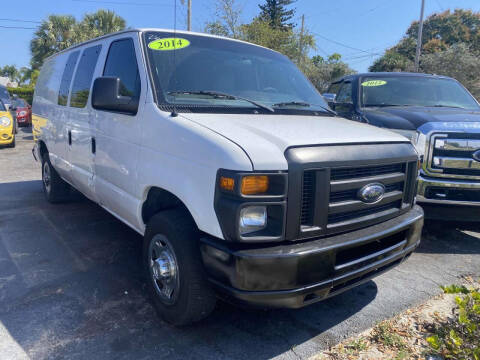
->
[0, 127, 479, 360]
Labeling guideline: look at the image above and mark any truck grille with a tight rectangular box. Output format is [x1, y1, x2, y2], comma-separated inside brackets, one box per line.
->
[301, 161, 417, 235]
[430, 133, 480, 177]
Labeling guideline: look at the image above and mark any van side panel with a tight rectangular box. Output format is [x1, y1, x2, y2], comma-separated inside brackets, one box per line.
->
[135, 104, 253, 238]
[32, 53, 69, 169]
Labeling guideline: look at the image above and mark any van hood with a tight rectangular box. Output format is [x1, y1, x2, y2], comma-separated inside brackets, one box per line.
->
[363, 106, 480, 130]
[180, 113, 408, 170]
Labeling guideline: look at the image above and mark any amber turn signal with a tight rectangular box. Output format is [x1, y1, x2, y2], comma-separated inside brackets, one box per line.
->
[220, 176, 235, 191]
[241, 175, 269, 195]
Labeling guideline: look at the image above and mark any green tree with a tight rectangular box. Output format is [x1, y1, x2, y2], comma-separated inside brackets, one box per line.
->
[369, 51, 414, 72]
[306, 54, 356, 92]
[30, 15, 77, 70]
[0, 65, 20, 83]
[258, 0, 296, 29]
[30, 11, 126, 70]
[370, 9, 480, 72]
[421, 43, 480, 99]
[204, 0, 242, 38]
[239, 18, 314, 65]
[75, 10, 126, 43]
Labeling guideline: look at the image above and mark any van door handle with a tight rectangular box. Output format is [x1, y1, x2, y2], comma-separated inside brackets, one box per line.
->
[68, 130, 72, 145]
[91, 137, 96, 154]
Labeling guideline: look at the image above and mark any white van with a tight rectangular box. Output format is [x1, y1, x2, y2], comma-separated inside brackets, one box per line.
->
[33, 29, 424, 325]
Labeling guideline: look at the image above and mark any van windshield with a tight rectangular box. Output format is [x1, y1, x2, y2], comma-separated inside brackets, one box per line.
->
[360, 76, 480, 110]
[144, 31, 329, 114]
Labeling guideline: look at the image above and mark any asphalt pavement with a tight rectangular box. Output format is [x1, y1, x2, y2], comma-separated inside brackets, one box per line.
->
[0, 127, 479, 360]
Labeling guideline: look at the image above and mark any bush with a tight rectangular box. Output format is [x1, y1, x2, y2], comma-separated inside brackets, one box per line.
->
[7, 87, 34, 105]
[426, 282, 480, 360]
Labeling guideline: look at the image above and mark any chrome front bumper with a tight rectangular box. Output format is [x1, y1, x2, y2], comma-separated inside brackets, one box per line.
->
[417, 172, 480, 206]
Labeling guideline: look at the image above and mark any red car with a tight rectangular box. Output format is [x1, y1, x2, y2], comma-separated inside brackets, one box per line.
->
[12, 98, 32, 127]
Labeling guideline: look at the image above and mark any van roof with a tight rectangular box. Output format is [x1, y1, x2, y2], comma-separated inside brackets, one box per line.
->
[44, 28, 276, 61]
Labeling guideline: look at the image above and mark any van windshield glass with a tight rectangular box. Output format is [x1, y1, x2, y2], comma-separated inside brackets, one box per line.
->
[144, 32, 329, 114]
[0, 100, 5, 111]
[360, 76, 480, 110]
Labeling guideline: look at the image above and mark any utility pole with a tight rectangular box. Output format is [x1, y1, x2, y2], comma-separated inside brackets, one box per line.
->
[187, 0, 192, 31]
[414, 0, 425, 72]
[299, 14, 305, 67]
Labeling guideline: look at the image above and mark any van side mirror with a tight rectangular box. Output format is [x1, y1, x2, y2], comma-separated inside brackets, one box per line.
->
[92, 76, 138, 115]
[322, 93, 336, 109]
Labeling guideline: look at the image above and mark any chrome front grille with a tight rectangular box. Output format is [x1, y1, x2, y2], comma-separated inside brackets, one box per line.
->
[429, 133, 480, 177]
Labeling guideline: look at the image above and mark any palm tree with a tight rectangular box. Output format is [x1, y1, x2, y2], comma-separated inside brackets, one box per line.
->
[30, 15, 77, 70]
[75, 10, 126, 43]
[30, 11, 126, 70]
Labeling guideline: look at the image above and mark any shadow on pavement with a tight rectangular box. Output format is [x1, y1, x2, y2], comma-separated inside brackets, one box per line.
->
[417, 220, 480, 255]
[0, 179, 378, 359]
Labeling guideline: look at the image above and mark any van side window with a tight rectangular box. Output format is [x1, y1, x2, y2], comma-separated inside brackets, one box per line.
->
[58, 51, 80, 106]
[70, 45, 102, 108]
[327, 82, 342, 95]
[103, 38, 140, 98]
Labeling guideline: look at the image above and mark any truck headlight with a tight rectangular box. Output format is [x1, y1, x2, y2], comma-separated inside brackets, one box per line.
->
[239, 206, 267, 235]
[0, 116, 11, 127]
[411, 131, 426, 156]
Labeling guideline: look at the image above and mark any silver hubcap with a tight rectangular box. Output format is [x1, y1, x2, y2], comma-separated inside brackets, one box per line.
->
[149, 235, 179, 304]
[43, 162, 51, 193]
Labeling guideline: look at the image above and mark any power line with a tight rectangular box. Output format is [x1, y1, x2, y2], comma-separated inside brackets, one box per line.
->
[72, 0, 171, 6]
[0, 25, 36, 29]
[0, 18, 41, 24]
[313, 32, 377, 55]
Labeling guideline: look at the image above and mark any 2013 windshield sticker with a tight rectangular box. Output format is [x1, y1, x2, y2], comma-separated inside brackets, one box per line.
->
[361, 80, 387, 87]
[148, 38, 190, 51]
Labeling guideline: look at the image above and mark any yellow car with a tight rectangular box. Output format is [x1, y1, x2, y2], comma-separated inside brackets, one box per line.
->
[0, 101, 15, 148]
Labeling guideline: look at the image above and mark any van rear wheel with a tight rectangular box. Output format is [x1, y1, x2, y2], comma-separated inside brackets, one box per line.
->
[143, 209, 216, 326]
[41, 152, 72, 203]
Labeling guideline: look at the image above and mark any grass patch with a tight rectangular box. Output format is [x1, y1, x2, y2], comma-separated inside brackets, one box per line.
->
[426, 281, 480, 360]
[371, 320, 408, 351]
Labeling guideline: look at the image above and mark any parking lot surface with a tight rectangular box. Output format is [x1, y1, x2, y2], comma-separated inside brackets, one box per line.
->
[1, 127, 480, 360]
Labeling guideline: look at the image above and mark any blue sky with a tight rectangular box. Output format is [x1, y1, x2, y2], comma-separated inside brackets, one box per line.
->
[1, 0, 480, 73]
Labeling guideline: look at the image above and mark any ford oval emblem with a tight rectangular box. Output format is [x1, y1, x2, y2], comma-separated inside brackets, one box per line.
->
[473, 149, 480, 162]
[357, 183, 386, 204]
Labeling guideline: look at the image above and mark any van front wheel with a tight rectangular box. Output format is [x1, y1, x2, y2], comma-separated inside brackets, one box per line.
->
[41, 153, 72, 203]
[143, 209, 216, 326]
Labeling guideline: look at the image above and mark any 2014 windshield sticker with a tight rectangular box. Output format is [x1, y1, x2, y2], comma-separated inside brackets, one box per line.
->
[148, 38, 190, 51]
[361, 80, 387, 87]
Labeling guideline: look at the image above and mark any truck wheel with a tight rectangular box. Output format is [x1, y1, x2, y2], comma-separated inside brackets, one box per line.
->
[41, 152, 71, 203]
[143, 209, 216, 326]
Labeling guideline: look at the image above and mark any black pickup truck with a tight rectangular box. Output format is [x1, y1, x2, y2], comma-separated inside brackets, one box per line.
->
[324, 72, 480, 220]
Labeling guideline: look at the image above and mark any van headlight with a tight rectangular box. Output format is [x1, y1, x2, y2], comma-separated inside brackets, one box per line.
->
[18, 111, 27, 117]
[215, 170, 287, 242]
[0, 116, 11, 127]
[239, 206, 267, 235]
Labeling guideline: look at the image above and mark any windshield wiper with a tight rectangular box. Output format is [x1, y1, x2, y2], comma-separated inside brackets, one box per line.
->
[364, 103, 414, 107]
[432, 104, 465, 109]
[273, 100, 336, 116]
[167, 90, 274, 113]
[273, 101, 311, 107]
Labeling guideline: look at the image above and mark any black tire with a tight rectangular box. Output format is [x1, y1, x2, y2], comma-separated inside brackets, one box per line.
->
[8, 135, 15, 148]
[41, 152, 72, 203]
[143, 209, 216, 326]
